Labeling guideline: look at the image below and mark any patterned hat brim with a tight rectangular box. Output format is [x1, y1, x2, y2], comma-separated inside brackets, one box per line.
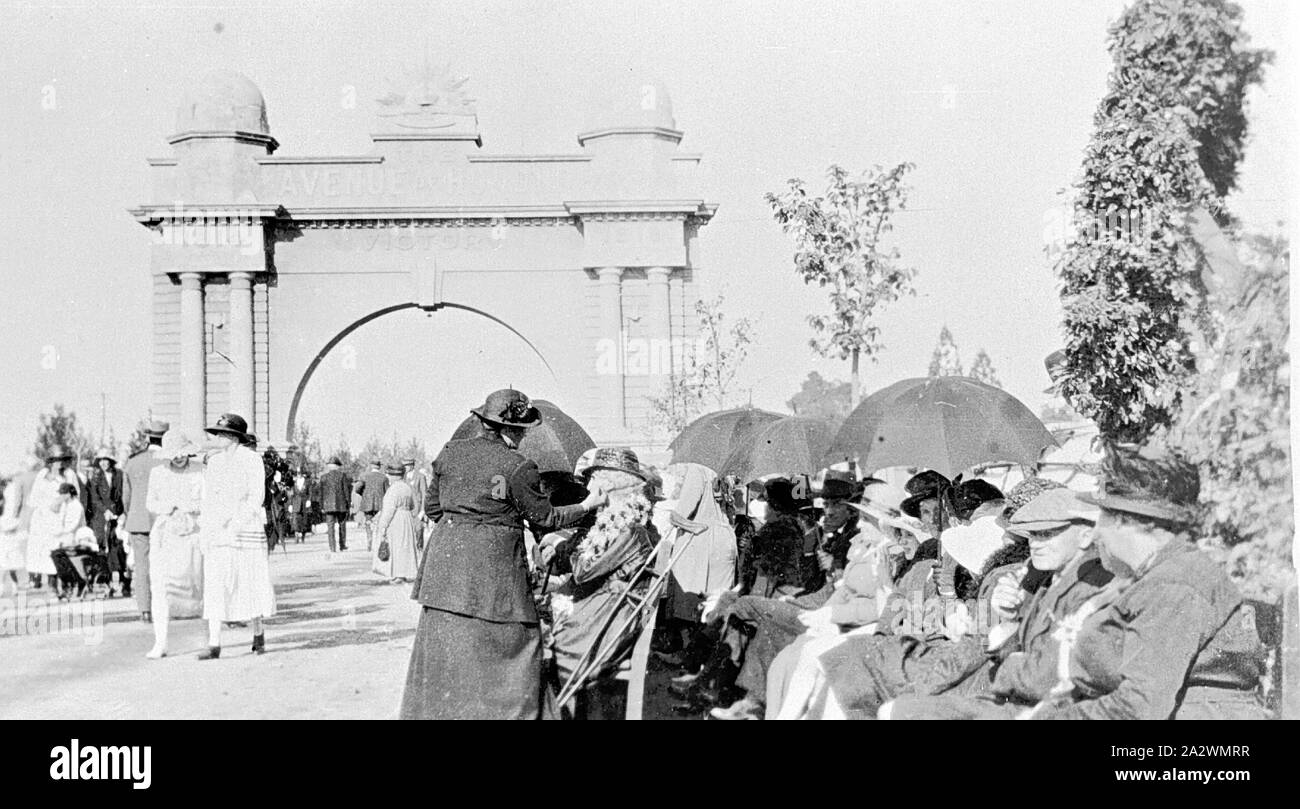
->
[582, 463, 648, 482]
[470, 407, 542, 429]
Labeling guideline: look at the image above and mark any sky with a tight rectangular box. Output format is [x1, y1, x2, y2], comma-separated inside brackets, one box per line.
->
[0, 0, 1295, 470]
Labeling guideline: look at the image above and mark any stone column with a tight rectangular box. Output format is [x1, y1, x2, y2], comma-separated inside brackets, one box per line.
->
[645, 266, 673, 377]
[178, 272, 206, 435]
[228, 271, 255, 434]
[597, 267, 625, 433]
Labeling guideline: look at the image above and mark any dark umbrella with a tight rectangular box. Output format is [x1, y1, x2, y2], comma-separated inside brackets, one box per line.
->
[719, 415, 842, 483]
[450, 399, 595, 473]
[822, 377, 1056, 479]
[667, 407, 784, 473]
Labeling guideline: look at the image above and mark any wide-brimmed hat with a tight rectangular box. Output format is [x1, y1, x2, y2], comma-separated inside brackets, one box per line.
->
[818, 473, 860, 502]
[384, 462, 406, 476]
[143, 420, 171, 438]
[763, 477, 811, 512]
[1079, 443, 1200, 526]
[900, 470, 950, 519]
[43, 444, 74, 462]
[1005, 488, 1100, 536]
[1043, 348, 1067, 395]
[205, 413, 252, 440]
[581, 447, 648, 481]
[471, 388, 542, 429]
[327, 456, 342, 466]
[158, 429, 203, 461]
[402, 457, 416, 466]
[849, 480, 909, 523]
[92, 447, 116, 463]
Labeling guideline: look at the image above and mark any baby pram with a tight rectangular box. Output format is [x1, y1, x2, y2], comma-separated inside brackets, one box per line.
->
[50, 528, 108, 599]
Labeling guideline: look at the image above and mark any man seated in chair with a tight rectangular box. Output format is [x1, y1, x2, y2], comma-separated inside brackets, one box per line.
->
[539, 448, 658, 688]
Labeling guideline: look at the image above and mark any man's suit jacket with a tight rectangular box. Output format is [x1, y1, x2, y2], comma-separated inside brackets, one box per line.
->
[122, 447, 167, 534]
[318, 467, 352, 514]
[355, 470, 389, 513]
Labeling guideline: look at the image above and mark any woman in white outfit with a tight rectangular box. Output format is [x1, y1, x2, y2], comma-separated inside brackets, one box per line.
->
[372, 463, 420, 583]
[144, 429, 206, 659]
[25, 445, 82, 589]
[198, 414, 276, 659]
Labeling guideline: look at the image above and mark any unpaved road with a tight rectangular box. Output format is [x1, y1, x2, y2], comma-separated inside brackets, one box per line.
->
[0, 527, 690, 720]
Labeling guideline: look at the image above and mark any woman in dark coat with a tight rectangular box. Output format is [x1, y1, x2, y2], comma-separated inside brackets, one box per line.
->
[400, 389, 605, 720]
[86, 449, 126, 587]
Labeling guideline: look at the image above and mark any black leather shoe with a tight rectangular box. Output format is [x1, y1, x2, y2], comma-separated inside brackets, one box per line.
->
[197, 646, 221, 660]
[251, 634, 265, 654]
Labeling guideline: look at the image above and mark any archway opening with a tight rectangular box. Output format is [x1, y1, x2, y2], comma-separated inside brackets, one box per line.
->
[285, 302, 557, 456]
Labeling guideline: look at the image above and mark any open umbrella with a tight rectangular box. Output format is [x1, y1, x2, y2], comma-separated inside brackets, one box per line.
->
[822, 377, 1056, 479]
[719, 415, 841, 483]
[668, 407, 784, 473]
[449, 399, 595, 473]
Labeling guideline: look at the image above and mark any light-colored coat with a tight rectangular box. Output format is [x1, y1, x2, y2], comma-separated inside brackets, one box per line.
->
[122, 447, 167, 534]
[664, 463, 736, 620]
[199, 444, 266, 547]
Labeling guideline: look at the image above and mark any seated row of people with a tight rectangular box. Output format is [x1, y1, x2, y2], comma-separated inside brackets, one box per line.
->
[661, 444, 1270, 720]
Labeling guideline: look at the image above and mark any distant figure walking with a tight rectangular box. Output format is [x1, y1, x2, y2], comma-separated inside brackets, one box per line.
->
[355, 461, 389, 551]
[317, 458, 352, 553]
[372, 463, 420, 583]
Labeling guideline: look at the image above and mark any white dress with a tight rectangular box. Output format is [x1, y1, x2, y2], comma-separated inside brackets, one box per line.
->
[372, 480, 420, 580]
[147, 462, 206, 618]
[200, 445, 276, 622]
[1, 478, 28, 571]
[25, 471, 82, 575]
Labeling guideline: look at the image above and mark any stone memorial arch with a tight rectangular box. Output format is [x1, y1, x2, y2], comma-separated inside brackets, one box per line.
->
[131, 67, 715, 451]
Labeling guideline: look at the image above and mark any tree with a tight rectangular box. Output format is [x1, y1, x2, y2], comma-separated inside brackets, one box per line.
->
[1056, 0, 1271, 444]
[328, 436, 359, 479]
[1171, 230, 1291, 601]
[290, 421, 325, 477]
[927, 326, 964, 377]
[33, 404, 92, 463]
[345, 433, 432, 477]
[968, 349, 1003, 388]
[648, 294, 754, 437]
[767, 163, 917, 405]
[787, 372, 853, 421]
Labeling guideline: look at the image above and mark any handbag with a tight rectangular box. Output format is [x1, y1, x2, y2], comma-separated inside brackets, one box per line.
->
[377, 539, 390, 562]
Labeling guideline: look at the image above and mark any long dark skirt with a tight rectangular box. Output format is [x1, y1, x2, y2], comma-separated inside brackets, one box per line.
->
[400, 606, 556, 720]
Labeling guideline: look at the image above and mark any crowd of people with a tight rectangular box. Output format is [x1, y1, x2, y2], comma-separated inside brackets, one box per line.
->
[0, 385, 1275, 721]
[642, 448, 1271, 721]
[390, 386, 1274, 720]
